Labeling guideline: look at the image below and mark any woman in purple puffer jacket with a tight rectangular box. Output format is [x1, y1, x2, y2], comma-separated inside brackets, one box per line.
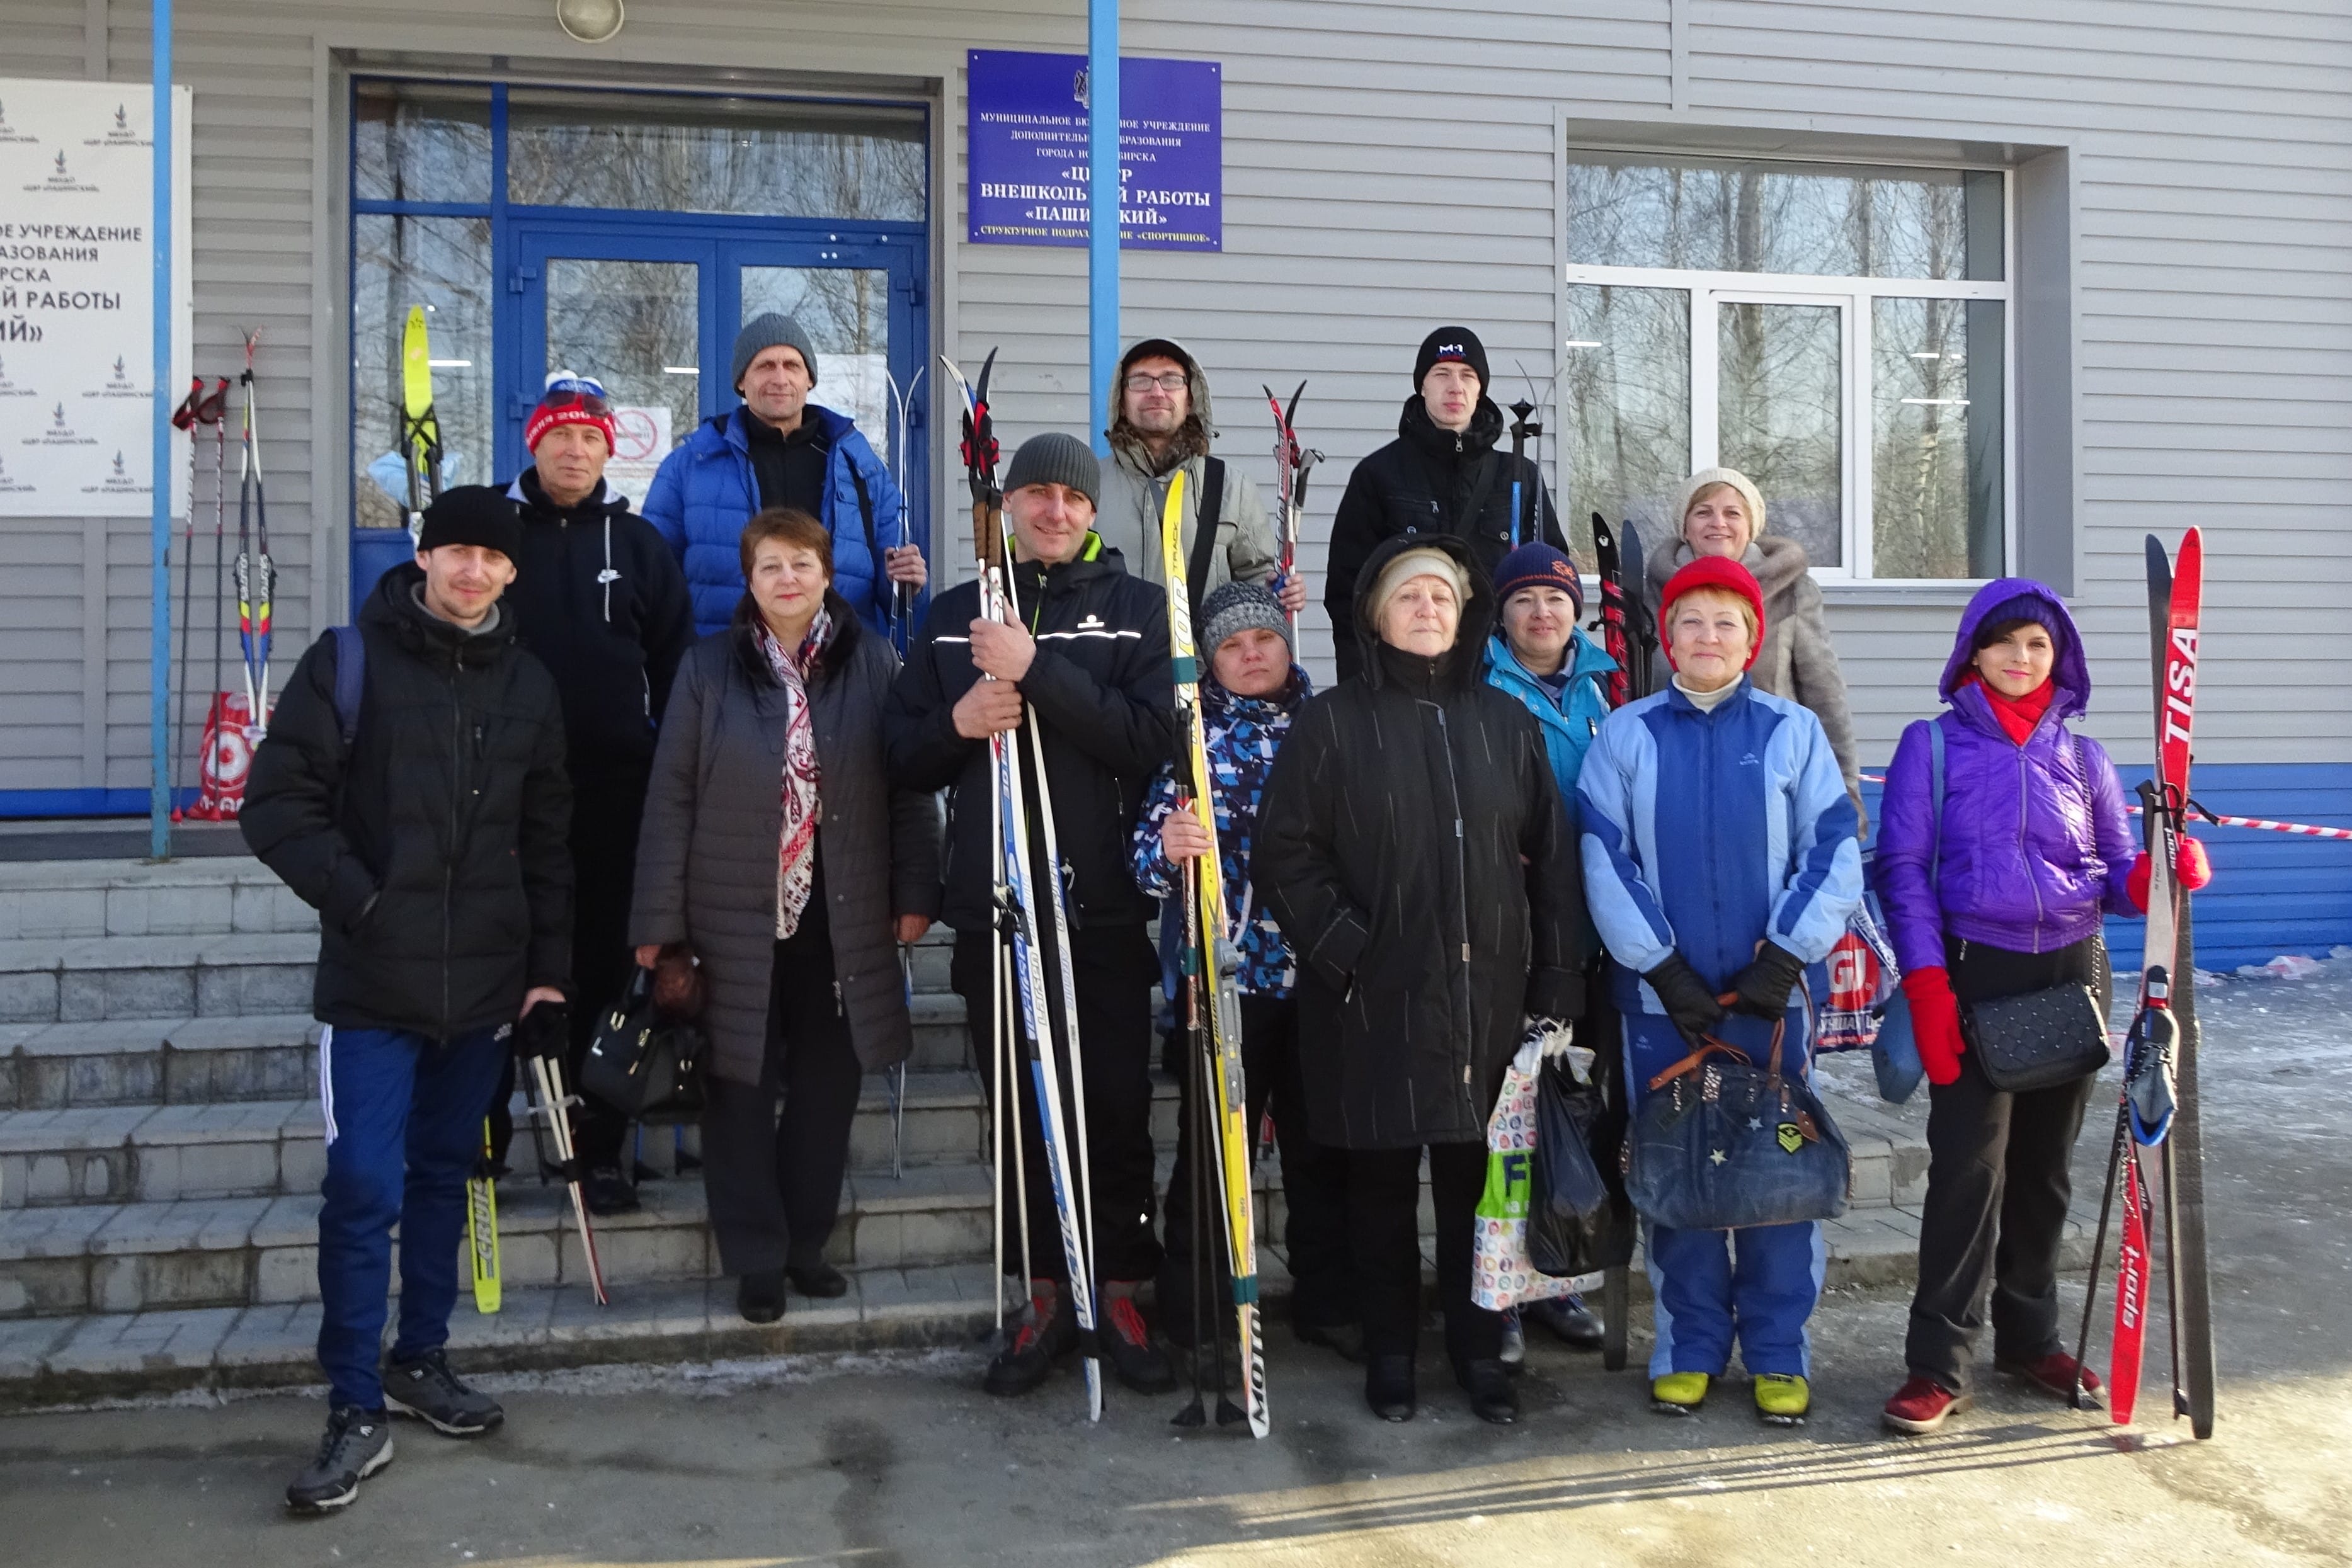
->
[1870, 579, 2211, 1436]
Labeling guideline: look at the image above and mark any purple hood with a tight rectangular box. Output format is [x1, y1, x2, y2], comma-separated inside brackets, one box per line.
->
[1938, 577, 2092, 717]
[1872, 578, 2140, 970]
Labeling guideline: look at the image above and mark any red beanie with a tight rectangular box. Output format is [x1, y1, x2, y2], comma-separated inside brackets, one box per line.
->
[1658, 555, 1767, 671]
[525, 372, 617, 453]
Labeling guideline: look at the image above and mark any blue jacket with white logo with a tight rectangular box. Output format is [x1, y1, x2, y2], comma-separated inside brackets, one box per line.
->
[1577, 678, 1863, 1013]
[640, 404, 904, 639]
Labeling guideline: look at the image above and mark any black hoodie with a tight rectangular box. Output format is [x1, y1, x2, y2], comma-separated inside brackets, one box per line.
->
[503, 468, 695, 778]
[1325, 394, 1567, 681]
[1257, 532, 1585, 1149]
[242, 563, 573, 1040]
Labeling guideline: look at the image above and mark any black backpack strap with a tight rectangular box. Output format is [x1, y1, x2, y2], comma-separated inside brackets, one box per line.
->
[848, 461, 886, 605]
[328, 625, 366, 750]
[1456, 452, 1502, 542]
[1186, 458, 1225, 618]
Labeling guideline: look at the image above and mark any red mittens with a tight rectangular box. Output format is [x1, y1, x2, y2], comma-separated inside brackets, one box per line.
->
[2128, 838, 2214, 912]
[1901, 965, 1965, 1087]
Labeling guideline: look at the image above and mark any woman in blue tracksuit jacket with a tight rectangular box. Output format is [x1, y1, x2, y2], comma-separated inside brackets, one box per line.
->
[1578, 555, 1863, 1426]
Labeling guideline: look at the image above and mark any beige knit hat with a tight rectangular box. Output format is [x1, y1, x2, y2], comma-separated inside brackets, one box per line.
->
[1371, 546, 1471, 623]
[1674, 467, 1767, 546]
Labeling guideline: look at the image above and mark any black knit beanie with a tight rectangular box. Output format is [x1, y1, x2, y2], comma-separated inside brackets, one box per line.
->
[416, 486, 522, 561]
[1002, 432, 1100, 508]
[1413, 326, 1489, 392]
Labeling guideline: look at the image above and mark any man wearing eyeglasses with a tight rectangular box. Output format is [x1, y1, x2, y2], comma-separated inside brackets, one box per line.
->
[500, 370, 695, 1213]
[1097, 339, 1304, 623]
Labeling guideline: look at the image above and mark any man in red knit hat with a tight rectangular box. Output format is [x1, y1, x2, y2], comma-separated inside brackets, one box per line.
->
[495, 372, 694, 1209]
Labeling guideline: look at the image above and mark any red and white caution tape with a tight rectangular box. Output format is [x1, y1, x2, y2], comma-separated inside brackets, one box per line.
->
[1859, 775, 2352, 841]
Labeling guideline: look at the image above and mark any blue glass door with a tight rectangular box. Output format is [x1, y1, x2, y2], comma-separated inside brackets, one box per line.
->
[506, 222, 927, 559]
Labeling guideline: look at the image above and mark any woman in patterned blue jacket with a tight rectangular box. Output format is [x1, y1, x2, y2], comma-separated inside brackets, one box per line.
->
[1133, 582, 1359, 1366]
[1579, 555, 1863, 1427]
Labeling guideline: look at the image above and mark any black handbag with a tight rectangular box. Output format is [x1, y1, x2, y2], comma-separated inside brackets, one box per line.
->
[580, 968, 707, 1124]
[1529, 1055, 1636, 1277]
[1623, 1015, 1852, 1232]
[1961, 982, 2109, 1093]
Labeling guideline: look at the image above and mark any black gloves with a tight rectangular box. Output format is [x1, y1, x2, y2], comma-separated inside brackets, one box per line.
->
[1728, 942, 1808, 1019]
[512, 1000, 570, 1063]
[1643, 953, 1725, 1043]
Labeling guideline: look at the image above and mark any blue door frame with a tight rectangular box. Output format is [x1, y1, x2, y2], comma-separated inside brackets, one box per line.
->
[348, 80, 931, 623]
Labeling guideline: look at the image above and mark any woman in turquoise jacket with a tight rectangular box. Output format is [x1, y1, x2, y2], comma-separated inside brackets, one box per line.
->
[1480, 542, 1617, 1360]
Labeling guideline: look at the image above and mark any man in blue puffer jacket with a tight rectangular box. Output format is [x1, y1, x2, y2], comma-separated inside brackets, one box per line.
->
[641, 312, 927, 640]
[1480, 541, 1617, 1360]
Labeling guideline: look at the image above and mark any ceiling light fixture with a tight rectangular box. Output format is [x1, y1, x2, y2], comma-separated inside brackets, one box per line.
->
[556, 0, 624, 45]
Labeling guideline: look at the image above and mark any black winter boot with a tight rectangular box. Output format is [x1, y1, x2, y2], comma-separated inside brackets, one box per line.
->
[1456, 1358, 1520, 1424]
[1365, 1354, 1417, 1422]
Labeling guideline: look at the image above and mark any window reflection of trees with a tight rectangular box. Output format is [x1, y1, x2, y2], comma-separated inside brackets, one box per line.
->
[508, 93, 926, 221]
[547, 259, 700, 454]
[1568, 158, 1984, 281]
[352, 215, 493, 529]
[1567, 154, 2003, 579]
[1565, 285, 1687, 569]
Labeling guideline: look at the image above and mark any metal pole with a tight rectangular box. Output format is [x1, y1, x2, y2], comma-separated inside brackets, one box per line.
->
[1087, 0, 1119, 458]
[149, 0, 175, 859]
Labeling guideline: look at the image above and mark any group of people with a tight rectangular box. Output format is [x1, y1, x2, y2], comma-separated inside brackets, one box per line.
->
[241, 315, 2210, 1514]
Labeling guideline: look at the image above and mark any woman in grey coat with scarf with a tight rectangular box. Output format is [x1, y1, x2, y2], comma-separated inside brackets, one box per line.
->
[632, 507, 942, 1324]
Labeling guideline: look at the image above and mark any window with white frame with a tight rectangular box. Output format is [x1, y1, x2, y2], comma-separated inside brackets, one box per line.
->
[1562, 153, 2009, 581]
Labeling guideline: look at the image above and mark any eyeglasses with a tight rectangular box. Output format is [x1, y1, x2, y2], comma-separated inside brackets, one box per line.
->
[1123, 372, 1188, 393]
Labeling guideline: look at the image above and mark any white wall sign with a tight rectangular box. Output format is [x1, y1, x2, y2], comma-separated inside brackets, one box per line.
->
[600, 403, 672, 509]
[0, 77, 193, 518]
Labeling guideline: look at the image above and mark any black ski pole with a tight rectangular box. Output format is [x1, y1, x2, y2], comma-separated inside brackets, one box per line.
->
[1506, 397, 1534, 550]
[169, 378, 204, 818]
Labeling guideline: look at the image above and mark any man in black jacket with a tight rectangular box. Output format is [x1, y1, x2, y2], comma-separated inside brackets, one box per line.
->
[1324, 326, 1569, 681]
[884, 432, 1177, 1400]
[243, 487, 572, 1515]
[499, 373, 695, 1212]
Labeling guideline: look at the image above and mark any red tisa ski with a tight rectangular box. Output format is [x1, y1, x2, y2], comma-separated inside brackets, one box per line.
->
[2074, 529, 2208, 1431]
[1591, 514, 1633, 708]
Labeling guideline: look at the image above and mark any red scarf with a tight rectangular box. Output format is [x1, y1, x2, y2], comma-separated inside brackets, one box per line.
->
[1967, 672, 2055, 746]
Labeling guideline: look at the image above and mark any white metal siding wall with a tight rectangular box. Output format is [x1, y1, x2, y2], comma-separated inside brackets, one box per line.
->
[1, 0, 2344, 802]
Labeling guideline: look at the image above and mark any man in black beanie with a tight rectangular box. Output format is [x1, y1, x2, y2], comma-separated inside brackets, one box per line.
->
[1324, 326, 1568, 681]
[243, 484, 573, 1514]
[884, 432, 1180, 1402]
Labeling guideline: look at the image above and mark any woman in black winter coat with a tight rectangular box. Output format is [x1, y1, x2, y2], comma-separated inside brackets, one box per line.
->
[631, 508, 942, 1324]
[1257, 531, 1587, 1427]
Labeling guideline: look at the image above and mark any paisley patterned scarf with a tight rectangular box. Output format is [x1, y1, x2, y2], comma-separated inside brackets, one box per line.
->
[755, 610, 829, 938]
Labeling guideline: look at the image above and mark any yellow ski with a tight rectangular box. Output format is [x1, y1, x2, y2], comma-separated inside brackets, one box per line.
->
[398, 305, 443, 542]
[1158, 471, 1268, 1437]
[467, 1117, 501, 1314]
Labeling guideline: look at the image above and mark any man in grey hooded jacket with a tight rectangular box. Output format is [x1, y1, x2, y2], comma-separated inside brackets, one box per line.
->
[1097, 338, 1306, 618]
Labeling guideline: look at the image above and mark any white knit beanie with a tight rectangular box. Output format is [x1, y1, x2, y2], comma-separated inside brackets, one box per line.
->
[1674, 467, 1767, 545]
[1371, 546, 1471, 622]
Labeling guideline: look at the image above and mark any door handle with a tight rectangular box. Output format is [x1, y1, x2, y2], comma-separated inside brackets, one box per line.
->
[508, 264, 541, 294]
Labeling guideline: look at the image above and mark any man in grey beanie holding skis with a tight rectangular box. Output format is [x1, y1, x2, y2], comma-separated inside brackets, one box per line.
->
[885, 431, 1179, 1403]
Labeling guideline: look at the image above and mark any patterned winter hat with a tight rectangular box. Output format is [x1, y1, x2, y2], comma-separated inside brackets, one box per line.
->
[525, 371, 616, 453]
[1199, 579, 1293, 661]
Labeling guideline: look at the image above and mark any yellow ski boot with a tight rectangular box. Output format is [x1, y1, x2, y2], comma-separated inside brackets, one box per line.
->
[1650, 1370, 1710, 1416]
[1754, 1373, 1811, 1426]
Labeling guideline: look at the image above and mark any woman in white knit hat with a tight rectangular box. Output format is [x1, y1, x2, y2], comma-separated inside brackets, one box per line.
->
[1258, 534, 1587, 1428]
[1641, 467, 1861, 815]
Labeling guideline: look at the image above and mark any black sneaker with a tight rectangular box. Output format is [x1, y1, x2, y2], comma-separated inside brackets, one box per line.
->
[583, 1164, 641, 1217]
[1526, 1292, 1606, 1350]
[285, 1404, 393, 1514]
[1100, 1296, 1177, 1393]
[985, 1292, 1076, 1397]
[382, 1349, 503, 1437]
[1457, 1358, 1520, 1424]
[786, 1260, 850, 1299]
[738, 1268, 787, 1325]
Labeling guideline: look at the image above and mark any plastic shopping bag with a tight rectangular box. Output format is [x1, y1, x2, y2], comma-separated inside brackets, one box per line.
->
[1529, 1057, 1636, 1278]
[1470, 1060, 1582, 1311]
